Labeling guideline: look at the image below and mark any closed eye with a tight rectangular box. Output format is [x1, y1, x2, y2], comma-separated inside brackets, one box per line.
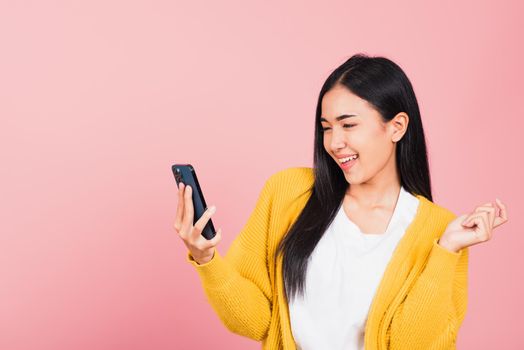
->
[321, 124, 356, 131]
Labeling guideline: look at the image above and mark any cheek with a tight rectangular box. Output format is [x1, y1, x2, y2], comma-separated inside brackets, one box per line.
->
[323, 136, 329, 151]
[363, 135, 393, 165]
[355, 131, 387, 160]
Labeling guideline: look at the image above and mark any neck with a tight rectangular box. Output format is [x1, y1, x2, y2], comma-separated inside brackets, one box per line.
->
[345, 163, 401, 210]
[346, 182, 401, 210]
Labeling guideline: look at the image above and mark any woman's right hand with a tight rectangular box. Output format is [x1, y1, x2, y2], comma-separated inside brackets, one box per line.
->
[174, 182, 222, 265]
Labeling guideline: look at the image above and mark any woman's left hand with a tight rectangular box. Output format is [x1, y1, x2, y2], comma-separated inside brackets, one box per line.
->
[438, 198, 508, 253]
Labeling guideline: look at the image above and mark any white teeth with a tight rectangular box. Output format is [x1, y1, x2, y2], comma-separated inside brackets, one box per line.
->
[339, 154, 358, 163]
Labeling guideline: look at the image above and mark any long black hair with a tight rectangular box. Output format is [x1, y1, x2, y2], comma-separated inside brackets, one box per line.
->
[275, 53, 433, 303]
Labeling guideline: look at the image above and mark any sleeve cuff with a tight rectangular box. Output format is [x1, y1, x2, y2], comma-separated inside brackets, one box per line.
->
[421, 238, 463, 284]
[185, 247, 237, 288]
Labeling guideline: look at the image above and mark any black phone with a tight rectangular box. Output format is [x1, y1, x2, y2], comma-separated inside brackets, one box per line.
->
[171, 164, 216, 240]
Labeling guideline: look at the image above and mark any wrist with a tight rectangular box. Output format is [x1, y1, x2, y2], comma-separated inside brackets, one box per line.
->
[437, 237, 460, 253]
[194, 251, 215, 265]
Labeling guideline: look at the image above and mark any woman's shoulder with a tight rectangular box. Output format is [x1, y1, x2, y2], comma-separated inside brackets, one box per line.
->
[418, 195, 458, 226]
[264, 166, 315, 200]
[267, 166, 314, 188]
[269, 166, 314, 183]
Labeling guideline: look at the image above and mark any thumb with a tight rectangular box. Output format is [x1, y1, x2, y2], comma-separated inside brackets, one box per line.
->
[462, 215, 477, 228]
[204, 228, 222, 249]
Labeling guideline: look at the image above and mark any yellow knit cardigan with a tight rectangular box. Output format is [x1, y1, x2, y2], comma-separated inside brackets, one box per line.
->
[186, 167, 468, 350]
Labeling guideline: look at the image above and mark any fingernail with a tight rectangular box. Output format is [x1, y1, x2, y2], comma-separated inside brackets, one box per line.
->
[209, 206, 216, 213]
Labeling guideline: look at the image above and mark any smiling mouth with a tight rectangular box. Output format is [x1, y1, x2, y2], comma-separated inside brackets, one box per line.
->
[337, 154, 359, 164]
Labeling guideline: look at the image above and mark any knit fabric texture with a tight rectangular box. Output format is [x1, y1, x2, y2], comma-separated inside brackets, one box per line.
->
[186, 167, 468, 350]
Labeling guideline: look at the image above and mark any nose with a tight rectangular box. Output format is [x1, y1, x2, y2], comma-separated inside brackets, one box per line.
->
[329, 127, 347, 151]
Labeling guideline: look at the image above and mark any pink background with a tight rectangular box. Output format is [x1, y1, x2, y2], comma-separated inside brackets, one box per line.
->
[1, 0, 522, 349]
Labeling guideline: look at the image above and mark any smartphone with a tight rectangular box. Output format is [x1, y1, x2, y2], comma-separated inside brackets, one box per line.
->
[171, 164, 216, 240]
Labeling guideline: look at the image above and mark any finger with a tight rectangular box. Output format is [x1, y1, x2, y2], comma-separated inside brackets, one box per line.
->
[463, 204, 494, 226]
[174, 183, 185, 233]
[494, 198, 508, 228]
[202, 228, 222, 250]
[476, 213, 491, 241]
[462, 211, 485, 228]
[464, 213, 491, 242]
[181, 185, 194, 234]
[474, 205, 496, 229]
[462, 209, 483, 225]
[192, 205, 217, 241]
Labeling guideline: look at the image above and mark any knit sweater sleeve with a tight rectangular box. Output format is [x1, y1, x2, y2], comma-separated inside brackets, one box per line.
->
[184, 174, 276, 342]
[389, 236, 469, 350]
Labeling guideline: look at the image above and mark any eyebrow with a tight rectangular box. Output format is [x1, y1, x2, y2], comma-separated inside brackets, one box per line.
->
[320, 114, 358, 122]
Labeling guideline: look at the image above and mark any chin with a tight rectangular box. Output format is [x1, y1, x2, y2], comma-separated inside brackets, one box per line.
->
[343, 173, 356, 184]
[344, 172, 365, 185]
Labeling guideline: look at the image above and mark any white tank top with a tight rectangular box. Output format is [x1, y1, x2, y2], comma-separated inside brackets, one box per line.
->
[288, 186, 420, 350]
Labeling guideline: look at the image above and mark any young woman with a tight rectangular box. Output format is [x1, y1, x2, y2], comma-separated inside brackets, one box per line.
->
[174, 53, 508, 350]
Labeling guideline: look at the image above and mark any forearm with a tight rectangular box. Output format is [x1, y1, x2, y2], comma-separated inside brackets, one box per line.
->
[187, 248, 271, 341]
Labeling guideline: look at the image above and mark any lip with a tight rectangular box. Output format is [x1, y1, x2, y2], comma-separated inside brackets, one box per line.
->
[337, 154, 358, 171]
[335, 153, 358, 159]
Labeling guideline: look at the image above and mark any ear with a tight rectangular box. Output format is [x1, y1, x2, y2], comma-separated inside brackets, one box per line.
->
[390, 112, 409, 142]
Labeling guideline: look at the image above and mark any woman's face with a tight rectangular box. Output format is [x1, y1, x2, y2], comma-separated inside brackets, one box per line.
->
[320, 84, 407, 185]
